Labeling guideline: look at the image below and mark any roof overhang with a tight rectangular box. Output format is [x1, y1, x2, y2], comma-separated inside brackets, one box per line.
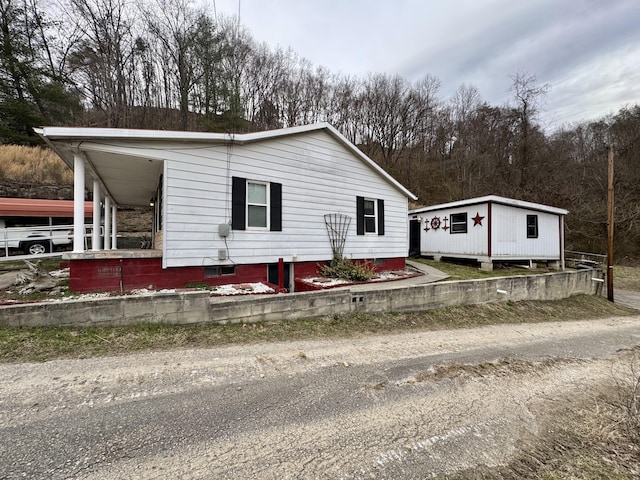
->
[35, 123, 417, 207]
[409, 195, 568, 216]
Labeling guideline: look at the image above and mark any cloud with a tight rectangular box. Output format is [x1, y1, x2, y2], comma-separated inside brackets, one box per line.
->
[210, 0, 640, 127]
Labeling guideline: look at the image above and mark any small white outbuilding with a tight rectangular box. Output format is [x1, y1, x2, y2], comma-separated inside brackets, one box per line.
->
[408, 195, 568, 270]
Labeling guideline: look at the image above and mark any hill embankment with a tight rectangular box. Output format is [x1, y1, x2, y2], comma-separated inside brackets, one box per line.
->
[0, 145, 151, 235]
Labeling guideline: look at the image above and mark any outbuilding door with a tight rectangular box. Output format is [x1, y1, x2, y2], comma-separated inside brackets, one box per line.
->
[409, 220, 421, 257]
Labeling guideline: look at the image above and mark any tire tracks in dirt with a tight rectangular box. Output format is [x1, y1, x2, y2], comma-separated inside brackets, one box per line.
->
[2, 316, 640, 479]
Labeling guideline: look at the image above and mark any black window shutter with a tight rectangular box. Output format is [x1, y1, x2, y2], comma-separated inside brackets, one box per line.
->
[377, 199, 385, 235]
[270, 182, 282, 231]
[356, 196, 364, 235]
[231, 177, 246, 230]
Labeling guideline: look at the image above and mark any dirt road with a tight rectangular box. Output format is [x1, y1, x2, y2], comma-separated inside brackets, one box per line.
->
[1, 316, 639, 479]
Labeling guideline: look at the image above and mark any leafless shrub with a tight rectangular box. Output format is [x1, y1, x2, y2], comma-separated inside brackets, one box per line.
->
[622, 351, 640, 441]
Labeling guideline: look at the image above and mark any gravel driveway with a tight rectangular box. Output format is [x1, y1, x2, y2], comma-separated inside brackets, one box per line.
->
[1, 316, 639, 479]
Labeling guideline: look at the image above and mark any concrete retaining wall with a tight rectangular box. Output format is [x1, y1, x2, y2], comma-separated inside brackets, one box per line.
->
[0, 270, 603, 327]
[1, 291, 211, 327]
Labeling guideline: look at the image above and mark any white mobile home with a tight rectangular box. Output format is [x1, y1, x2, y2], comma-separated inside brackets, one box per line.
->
[408, 196, 568, 270]
[36, 123, 417, 292]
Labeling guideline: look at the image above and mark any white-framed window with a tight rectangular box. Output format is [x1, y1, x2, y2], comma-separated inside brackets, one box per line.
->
[247, 181, 269, 229]
[363, 198, 377, 234]
[356, 196, 385, 236]
[232, 177, 282, 232]
[450, 212, 467, 234]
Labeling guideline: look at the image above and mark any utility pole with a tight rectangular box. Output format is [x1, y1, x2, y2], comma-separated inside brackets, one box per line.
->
[607, 146, 615, 302]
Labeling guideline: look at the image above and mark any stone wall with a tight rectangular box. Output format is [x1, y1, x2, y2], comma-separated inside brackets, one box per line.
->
[2, 291, 210, 327]
[0, 183, 73, 200]
[211, 270, 602, 324]
[0, 269, 604, 327]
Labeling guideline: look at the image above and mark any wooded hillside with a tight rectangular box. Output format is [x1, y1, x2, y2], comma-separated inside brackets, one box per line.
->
[1, 0, 638, 259]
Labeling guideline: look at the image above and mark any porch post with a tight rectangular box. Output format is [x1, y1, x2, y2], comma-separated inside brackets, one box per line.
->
[104, 196, 111, 250]
[111, 204, 117, 249]
[92, 180, 101, 251]
[72, 153, 85, 252]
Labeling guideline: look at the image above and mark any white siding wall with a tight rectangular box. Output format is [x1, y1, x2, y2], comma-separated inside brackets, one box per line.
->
[418, 204, 489, 255]
[416, 202, 562, 260]
[491, 204, 560, 258]
[162, 130, 408, 267]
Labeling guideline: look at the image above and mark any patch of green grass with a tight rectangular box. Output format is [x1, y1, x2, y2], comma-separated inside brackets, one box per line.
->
[0, 258, 63, 272]
[0, 294, 635, 363]
[612, 265, 640, 292]
[415, 258, 555, 281]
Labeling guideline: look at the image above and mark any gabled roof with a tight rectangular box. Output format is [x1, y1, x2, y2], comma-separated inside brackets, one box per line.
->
[409, 195, 568, 216]
[35, 123, 417, 206]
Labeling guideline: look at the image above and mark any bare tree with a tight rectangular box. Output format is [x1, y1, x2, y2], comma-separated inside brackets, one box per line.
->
[325, 74, 361, 144]
[143, 0, 203, 130]
[241, 42, 283, 129]
[217, 16, 253, 132]
[446, 84, 482, 197]
[67, 0, 136, 127]
[509, 71, 550, 193]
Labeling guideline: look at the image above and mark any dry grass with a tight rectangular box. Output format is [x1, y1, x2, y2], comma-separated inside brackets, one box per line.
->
[412, 357, 571, 384]
[0, 145, 72, 184]
[0, 294, 635, 364]
[437, 353, 640, 480]
[613, 265, 640, 292]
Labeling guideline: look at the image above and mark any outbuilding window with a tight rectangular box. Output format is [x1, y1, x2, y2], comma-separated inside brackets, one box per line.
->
[231, 177, 282, 231]
[527, 214, 538, 238]
[356, 196, 385, 235]
[450, 213, 467, 234]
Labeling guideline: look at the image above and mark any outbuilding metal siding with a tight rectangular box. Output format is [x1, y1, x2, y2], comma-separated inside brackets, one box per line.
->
[409, 195, 566, 263]
[491, 204, 560, 259]
[416, 204, 488, 256]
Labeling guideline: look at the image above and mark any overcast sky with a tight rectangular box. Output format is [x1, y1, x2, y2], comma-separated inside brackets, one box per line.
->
[209, 0, 640, 131]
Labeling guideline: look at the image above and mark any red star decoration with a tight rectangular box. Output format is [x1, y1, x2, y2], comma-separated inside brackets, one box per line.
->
[472, 212, 485, 226]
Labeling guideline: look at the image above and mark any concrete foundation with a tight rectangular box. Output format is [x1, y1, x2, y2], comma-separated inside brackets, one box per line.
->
[0, 269, 604, 327]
